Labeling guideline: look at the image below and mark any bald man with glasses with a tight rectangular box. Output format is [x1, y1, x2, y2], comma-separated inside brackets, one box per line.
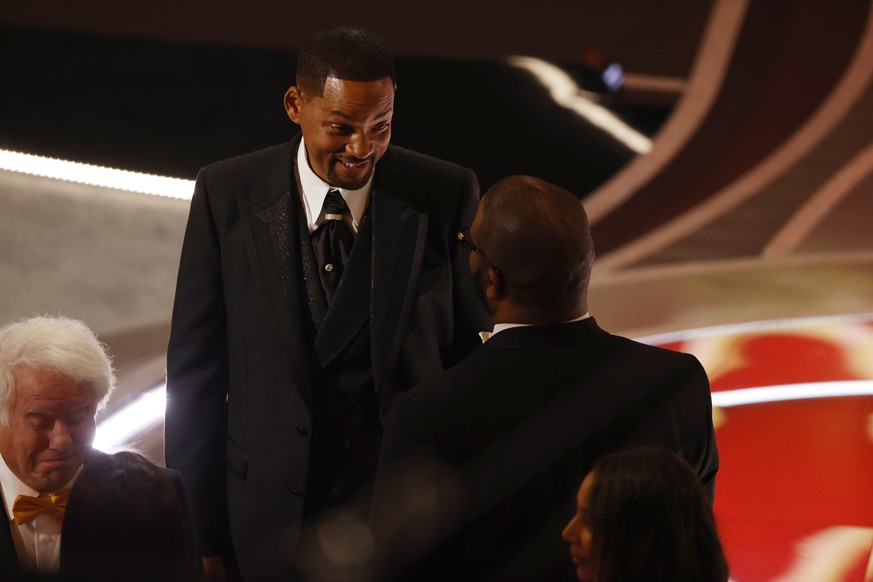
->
[372, 176, 719, 581]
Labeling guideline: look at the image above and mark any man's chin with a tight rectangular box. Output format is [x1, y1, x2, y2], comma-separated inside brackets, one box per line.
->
[329, 160, 374, 190]
[30, 459, 84, 491]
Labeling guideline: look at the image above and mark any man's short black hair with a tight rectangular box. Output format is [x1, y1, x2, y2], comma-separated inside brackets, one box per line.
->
[296, 26, 396, 96]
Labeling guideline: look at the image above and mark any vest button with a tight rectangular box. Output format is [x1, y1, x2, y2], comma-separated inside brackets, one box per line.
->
[297, 426, 309, 436]
[324, 263, 334, 272]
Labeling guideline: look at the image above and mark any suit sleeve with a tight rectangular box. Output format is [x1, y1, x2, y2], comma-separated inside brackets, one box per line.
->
[165, 169, 233, 557]
[684, 356, 720, 505]
[375, 392, 438, 473]
[161, 467, 206, 577]
[447, 169, 492, 366]
[370, 392, 452, 578]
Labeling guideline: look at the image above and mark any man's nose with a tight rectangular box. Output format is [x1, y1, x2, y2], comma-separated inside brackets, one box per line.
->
[48, 421, 74, 451]
[346, 132, 373, 159]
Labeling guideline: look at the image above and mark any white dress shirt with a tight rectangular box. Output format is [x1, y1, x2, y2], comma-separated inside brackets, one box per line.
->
[0, 452, 79, 573]
[296, 138, 372, 234]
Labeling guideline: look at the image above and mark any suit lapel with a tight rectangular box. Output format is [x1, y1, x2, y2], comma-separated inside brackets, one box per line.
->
[237, 139, 311, 408]
[0, 518, 20, 574]
[369, 151, 430, 392]
[0, 477, 21, 573]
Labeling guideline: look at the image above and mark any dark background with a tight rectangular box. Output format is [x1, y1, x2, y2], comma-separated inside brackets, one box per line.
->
[1, 24, 671, 195]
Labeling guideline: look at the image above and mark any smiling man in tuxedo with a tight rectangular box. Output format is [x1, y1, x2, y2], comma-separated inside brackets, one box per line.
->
[165, 26, 490, 580]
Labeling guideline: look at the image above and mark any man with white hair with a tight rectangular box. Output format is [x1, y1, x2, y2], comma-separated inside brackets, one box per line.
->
[0, 316, 114, 576]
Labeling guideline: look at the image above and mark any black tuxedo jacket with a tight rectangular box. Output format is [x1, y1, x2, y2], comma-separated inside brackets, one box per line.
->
[165, 138, 488, 579]
[0, 451, 194, 580]
[372, 317, 719, 581]
[0, 496, 19, 577]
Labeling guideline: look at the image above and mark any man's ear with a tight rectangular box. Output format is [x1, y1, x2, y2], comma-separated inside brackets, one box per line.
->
[284, 86, 303, 124]
[486, 268, 507, 301]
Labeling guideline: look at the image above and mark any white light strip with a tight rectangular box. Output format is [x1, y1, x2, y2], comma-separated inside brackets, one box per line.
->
[0, 148, 194, 200]
[712, 380, 873, 408]
[93, 384, 167, 451]
[636, 313, 873, 346]
[506, 56, 653, 154]
[90, 379, 873, 450]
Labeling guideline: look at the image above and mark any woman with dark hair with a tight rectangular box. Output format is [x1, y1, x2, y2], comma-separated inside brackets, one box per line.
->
[59, 451, 199, 581]
[562, 446, 729, 582]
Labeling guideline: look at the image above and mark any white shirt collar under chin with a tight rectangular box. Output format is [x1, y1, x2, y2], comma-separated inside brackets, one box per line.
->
[487, 312, 591, 340]
[296, 137, 373, 233]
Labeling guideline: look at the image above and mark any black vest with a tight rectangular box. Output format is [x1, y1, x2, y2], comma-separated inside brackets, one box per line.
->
[292, 199, 382, 513]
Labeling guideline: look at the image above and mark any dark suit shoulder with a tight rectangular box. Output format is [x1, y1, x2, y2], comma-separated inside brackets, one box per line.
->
[387, 145, 472, 173]
[201, 142, 294, 177]
[386, 144, 473, 177]
[606, 333, 705, 370]
[195, 141, 296, 209]
[402, 322, 706, 421]
[379, 145, 477, 207]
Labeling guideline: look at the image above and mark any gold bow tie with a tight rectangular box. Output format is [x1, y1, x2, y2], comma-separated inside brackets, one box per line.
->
[12, 489, 71, 525]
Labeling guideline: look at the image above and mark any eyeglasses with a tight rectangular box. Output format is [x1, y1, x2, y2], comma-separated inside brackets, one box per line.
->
[458, 225, 501, 273]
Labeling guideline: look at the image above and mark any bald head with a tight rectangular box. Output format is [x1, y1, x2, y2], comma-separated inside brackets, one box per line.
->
[474, 176, 594, 315]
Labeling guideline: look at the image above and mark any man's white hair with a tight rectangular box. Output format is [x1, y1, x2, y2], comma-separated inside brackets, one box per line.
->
[0, 316, 116, 425]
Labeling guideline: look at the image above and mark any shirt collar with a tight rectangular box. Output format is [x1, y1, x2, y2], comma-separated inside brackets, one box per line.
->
[488, 312, 591, 340]
[296, 137, 373, 233]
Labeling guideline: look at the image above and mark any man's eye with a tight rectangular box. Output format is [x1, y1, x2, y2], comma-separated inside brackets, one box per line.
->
[328, 124, 352, 135]
[372, 123, 390, 133]
[27, 417, 53, 430]
[66, 410, 89, 424]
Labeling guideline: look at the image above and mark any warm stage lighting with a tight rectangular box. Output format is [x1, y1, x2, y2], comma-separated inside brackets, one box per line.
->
[0, 148, 194, 199]
[711, 380, 873, 408]
[91, 379, 873, 450]
[93, 384, 166, 451]
[506, 56, 653, 154]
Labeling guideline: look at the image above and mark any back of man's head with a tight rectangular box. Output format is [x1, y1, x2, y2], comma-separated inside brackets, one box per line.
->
[478, 176, 595, 310]
[296, 26, 395, 96]
[0, 316, 115, 425]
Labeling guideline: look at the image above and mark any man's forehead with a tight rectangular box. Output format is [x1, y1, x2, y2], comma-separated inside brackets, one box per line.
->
[13, 367, 93, 401]
[320, 77, 394, 102]
[15, 366, 73, 384]
[321, 74, 394, 89]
